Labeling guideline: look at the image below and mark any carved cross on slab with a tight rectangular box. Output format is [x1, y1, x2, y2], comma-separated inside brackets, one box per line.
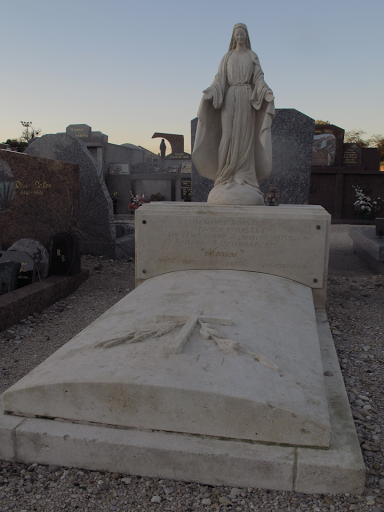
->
[94, 311, 279, 371]
[156, 311, 233, 355]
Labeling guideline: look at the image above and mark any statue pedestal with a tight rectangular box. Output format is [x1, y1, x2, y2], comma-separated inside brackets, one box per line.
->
[207, 181, 264, 205]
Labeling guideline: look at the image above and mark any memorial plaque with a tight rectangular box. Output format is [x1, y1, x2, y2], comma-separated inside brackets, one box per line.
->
[165, 152, 191, 160]
[66, 124, 91, 141]
[0, 150, 79, 250]
[181, 177, 191, 201]
[343, 143, 361, 167]
[110, 163, 130, 175]
[0, 251, 37, 288]
[136, 204, 330, 289]
[311, 124, 345, 167]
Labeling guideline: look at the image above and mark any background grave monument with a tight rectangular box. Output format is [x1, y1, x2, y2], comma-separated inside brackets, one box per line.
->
[191, 109, 315, 204]
[0, 150, 79, 250]
[309, 123, 382, 222]
[25, 134, 116, 258]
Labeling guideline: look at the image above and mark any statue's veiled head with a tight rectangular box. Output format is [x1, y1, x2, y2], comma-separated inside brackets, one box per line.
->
[229, 23, 252, 50]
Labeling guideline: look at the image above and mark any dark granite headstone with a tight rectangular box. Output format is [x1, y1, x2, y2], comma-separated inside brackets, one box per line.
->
[191, 109, 315, 204]
[260, 109, 315, 204]
[49, 234, 81, 276]
[0, 261, 21, 294]
[311, 124, 345, 167]
[0, 250, 37, 288]
[342, 143, 361, 167]
[25, 134, 115, 257]
[0, 150, 79, 250]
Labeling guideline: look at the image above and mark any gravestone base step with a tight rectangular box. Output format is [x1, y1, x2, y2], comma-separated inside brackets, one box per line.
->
[0, 310, 364, 494]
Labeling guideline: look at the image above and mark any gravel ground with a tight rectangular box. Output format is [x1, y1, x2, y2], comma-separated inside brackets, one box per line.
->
[1, 225, 384, 511]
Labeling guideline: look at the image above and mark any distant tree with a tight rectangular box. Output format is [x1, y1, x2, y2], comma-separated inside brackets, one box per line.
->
[344, 129, 370, 147]
[2, 124, 42, 152]
[369, 134, 384, 163]
[315, 120, 331, 124]
[4, 138, 28, 152]
[20, 125, 41, 142]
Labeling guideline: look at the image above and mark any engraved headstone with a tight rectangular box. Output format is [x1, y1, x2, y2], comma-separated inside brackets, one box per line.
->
[342, 143, 361, 167]
[49, 234, 81, 276]
[0, 150, 79, 250]
[66, 124, 91, 141]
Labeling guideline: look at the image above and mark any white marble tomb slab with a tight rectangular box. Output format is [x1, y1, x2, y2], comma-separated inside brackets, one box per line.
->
[3, 270, 330, 448]
[135, 203, 330, 289]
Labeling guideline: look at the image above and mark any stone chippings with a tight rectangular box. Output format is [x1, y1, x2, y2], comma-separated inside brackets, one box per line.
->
[1, 225, 384, 510]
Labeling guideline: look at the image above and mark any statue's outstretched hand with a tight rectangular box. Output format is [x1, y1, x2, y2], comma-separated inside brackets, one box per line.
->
[265, 89, 274, 102]
[203, 88, 213, 100]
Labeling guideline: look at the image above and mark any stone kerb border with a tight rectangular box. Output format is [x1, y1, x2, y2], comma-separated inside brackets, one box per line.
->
[0, 271, 89, 332]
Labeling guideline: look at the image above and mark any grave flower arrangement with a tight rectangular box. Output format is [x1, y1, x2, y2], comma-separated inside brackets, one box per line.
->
[353, 185, 382, 217]
[128, 192, 145, 213]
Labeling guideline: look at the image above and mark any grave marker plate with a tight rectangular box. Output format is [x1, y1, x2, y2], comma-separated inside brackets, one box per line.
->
[0, 261, 21, 294]
[0, 251, 36, 288]
[181, 178, 191, 201]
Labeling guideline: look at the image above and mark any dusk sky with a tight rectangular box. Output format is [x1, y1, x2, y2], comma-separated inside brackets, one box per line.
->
[1, 0, 383, 155]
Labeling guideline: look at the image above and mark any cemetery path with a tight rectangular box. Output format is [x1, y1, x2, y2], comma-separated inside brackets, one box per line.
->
[1, 225, 384, 511]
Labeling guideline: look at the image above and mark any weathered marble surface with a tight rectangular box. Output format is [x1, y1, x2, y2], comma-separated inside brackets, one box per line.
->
[3, 269, 330, 448]
[135, 203, 330, 290]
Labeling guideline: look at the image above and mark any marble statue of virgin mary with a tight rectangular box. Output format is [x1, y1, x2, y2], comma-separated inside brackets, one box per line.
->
[192, 23, 275, 205]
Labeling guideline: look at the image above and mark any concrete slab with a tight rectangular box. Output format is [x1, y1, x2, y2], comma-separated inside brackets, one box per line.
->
[4, 270, 330, 447]
[3, 270, 330, 448]
[0, 310, 365, 493]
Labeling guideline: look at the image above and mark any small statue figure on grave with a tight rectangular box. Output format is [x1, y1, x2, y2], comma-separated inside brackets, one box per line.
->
[160, 139, 166, 159]
[192, 23, 275, 206]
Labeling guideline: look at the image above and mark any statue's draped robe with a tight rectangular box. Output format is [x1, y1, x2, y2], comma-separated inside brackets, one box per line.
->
[192, 50, 275, 188]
